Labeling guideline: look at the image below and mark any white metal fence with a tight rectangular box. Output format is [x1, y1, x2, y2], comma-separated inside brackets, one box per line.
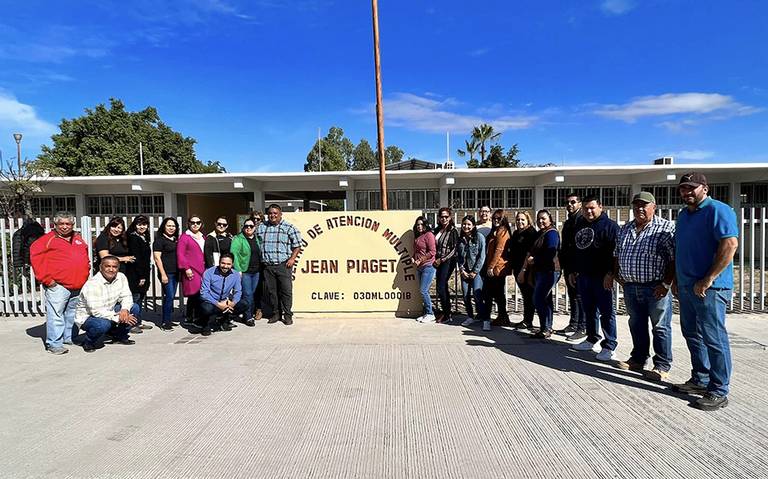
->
[0, 208, 764, 317]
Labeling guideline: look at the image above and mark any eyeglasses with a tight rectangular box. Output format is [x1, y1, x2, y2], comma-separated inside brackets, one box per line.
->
[492, 217, 502, 221]
[216, 222, 228, 227]
[244, 224, 255, 229]
[190, 221, 202, 225]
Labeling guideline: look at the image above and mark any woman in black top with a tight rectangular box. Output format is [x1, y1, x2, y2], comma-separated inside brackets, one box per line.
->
[433, 207, 459, 323]
[509, 211, 539, 330]
[126, 215, 152, 331]
[94, 217, 134, 273]
[152, 217, 180, 330]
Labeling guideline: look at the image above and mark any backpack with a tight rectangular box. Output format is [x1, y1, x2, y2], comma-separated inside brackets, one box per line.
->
[12, 218, 45, 268]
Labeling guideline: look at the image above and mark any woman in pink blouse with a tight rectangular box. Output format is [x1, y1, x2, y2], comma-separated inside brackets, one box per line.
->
[412, 216, 436, 323]
[177, 214, 206, 325]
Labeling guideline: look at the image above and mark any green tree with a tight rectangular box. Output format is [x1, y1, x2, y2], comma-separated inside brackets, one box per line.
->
[457, 138, 480, 168]
[471, 123, 502, 164]
[481, 144, 521, 168]
[304, 126, 354, 171]
[352, 139, 376, 170]
[378, 145, 404, 165]
[34, 98, 224, 176]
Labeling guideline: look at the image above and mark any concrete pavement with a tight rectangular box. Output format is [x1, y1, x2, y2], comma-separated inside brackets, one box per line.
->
[1, 312, 767, 478]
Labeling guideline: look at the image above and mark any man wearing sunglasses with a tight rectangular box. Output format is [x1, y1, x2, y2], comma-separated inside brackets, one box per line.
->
[555, 193, 587, 340]
[204, 216, 233, 269]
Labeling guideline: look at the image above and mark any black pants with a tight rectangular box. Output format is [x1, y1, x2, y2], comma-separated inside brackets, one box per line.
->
[515, 275, 535, 325]
[565, 271, 586, 330]
[255, 273, 269, 316]
[263, 262, 294, 320]
[435, 258, 457, 317]
[483, 274, 508, 320]
[185, 293, 201, 320]
[199, 300, 248, 329]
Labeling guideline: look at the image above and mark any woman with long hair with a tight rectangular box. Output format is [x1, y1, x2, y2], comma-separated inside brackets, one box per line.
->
[94, 216, 134, 273]
[521, 209, 561, 338]
[433, 207, 459, 323]
[483, 209, 511, 331]
[126, 215, 152, 332]
[412, 216, 436, 323]
[457, 215, 487, 327]
[509, 211, 538, 330]
[177, 214, 206, 326]
[153, 217, 180, 330]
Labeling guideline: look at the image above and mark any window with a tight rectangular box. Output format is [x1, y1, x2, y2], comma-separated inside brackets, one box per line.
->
[412, 190, 426, 209]
[476, 189, 490, 209]
[544, 188, 558, 208]
[519, 189, 533, 208]
[507, 189, 519, 208]
[450, 189, 462, 209]
[491, 189, 504, 208]
[462, 189, 476, 209]
[426, 190, 440, 209]
[355, 191, 368, 210]
[85, 195, 164, 216]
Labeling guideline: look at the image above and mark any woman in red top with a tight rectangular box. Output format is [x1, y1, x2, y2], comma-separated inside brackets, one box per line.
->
[412, 216, 436, 323]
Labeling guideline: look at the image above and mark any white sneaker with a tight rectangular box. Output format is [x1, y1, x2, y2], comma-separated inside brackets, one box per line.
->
[595, 348, 616, 361]
[422, 314, 436, 323]
[482, 320, 491, 331]
[461, 317, 476, 327]
[572, 340, 598, 352]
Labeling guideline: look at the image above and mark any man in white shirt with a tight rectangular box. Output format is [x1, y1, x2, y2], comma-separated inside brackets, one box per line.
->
[75, 256, 139, 352]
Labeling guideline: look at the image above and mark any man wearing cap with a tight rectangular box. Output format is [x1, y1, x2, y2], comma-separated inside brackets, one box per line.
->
[672, 172, 738, 411]
[611, 192, 675, 381]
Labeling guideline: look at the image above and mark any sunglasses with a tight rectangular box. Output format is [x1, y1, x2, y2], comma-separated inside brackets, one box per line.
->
[189, 221, 202, 225]
[244, 224, 255, 228]
[439, 215, 450, 219]
[216, 222, 228, 227]
[567, 200, 579, 205]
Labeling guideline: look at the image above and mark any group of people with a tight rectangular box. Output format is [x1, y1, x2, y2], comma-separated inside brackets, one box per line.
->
[410, 172, 738, 411]
[29, 171, 737, 411]
[30, 204, 303, 352]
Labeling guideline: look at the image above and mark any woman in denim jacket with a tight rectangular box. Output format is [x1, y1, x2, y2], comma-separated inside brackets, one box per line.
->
[457, 216, 487, 328]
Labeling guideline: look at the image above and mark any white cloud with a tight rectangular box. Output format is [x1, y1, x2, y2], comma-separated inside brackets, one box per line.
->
[664, 150, 715, 161]
[378, 93, 537, 134]
[601, 0, 636, 16]
[594, 92, 762, 122]
[0, 90, 56, 136]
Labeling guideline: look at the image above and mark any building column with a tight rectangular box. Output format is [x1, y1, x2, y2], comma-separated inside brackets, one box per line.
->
[730, 181, 741, 209]
[345, 186, 355, 211]
[439, 187, 449, 207]
[74, 193, 86, 218]
[534, 185, 545, 213]
[252, 190, 265, 213]
[631, 183, 643, 197]
[163, 192, 179, 217]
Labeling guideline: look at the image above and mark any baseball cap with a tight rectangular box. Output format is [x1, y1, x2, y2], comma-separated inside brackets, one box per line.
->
[679, 172, 708, 187]
[632, 191, 656, 204]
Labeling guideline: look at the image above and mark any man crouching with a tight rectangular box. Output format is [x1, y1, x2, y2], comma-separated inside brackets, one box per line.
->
[75, 256, 139, 352]
[198, 253, 248, 336]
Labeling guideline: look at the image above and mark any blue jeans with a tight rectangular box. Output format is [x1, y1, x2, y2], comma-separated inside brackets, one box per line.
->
[461, 272, 487, 319]
[241, 272, 260, 319]
[576, 274, 617, 350]
[81, 303, 140, 346]
[418, 265, 436, 315]
[623, 282, 673, 372]
[533, 271, 561, 331]
[132, 292, 146, 324]
[45, 284, 80, 349]
[161, 273, 178, 326]
[678, 285, 732, 396]
[565, 271, 586, 330]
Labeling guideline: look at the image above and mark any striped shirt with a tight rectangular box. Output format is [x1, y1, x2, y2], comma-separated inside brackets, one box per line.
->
[257, 220, 302, 264]
[614, 215, 675, 284]
[75, 272, 134, 325]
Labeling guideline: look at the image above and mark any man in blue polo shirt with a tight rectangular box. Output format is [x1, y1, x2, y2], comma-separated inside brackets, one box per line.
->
[672, 172, 739, 411]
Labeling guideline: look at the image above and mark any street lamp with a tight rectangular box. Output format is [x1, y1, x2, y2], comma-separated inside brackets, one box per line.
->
[13, 133, 22, 175]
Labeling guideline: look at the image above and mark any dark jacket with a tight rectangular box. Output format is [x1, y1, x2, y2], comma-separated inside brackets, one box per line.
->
[529, 228, 561, 273]
[434, 225, 459, 263]
[507, 226, 538, 274]
[204, 232, 233, 268]
[572, 213, 619, 277]
[126, 232, 151, 294]
[560, 210, 582, 272]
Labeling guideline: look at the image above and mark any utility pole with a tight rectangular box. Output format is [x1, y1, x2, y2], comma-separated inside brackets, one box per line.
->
[139, 142, 144, 175]
[371, 0, 388, 210]
[13, 133, 22, 176]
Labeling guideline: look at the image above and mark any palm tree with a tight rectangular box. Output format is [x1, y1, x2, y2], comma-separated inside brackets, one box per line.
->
[457, 138, 480, 168]
[472, 123, 502, 164]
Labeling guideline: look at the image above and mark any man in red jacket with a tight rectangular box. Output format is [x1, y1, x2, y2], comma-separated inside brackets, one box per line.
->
[30, 211, 91, 355]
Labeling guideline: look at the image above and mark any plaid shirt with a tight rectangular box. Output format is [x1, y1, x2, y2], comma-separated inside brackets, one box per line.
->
[75, 272, 134, 325]
[257, 220, 302, 264]
[614, 215, 675, 284]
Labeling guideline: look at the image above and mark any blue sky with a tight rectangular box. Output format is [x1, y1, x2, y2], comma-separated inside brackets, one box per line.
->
[0, 0, 766, 172]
